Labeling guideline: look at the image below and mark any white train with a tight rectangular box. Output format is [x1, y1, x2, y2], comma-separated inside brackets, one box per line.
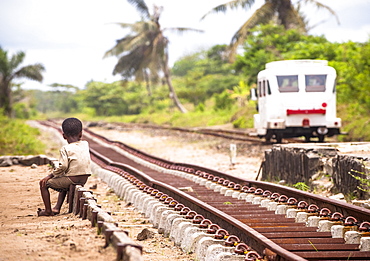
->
[252, 60, 341, 143]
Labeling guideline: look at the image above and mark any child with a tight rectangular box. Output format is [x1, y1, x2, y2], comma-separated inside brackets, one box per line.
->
[38, 117, 91, 216]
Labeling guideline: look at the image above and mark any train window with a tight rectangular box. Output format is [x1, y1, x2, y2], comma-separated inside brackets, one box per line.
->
[262, 80, 266, 96]
[267, 80, 271, 95]
[258, 81, 262, 97]
[305, 75, 326, 92]
[277, 75, 299, 92]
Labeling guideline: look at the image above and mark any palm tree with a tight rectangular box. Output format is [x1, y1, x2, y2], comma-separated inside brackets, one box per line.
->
[105, 0, 202, 113]
[203, 0, 339, 60]
[0, 47, 45, 117]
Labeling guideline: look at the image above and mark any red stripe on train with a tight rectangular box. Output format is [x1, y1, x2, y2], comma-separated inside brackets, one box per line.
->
[287, 109, 326, 115]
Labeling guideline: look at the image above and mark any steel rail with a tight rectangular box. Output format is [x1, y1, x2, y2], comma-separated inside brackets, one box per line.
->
[90, 121, 304, 143]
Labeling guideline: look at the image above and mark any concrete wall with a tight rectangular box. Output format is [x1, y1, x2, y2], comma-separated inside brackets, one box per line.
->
[261, 143, 370, 199]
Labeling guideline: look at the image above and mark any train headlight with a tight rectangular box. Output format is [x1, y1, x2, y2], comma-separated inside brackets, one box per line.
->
[267, 120, 285, 129]
[317, 127, 328, 135]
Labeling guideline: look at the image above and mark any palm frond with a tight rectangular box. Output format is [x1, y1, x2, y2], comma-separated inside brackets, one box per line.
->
[127, 0, 150, 19]
[119, 20, 157, 34]
[13, 63, 45, 82]
[104, 22, 158, 58]
[201, 0, 256, 20]
[229, 2, 275, 60]
[114, 22, 137, 30]
[104, 35, 139, 58]
[301, 0, 340, 24]
[113, 43, 158, 80]
[163, 27, 204, 35]
[9, 51, 25, 71]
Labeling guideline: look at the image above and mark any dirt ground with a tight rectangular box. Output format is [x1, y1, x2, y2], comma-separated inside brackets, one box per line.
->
[0, 125, 267, 261]
[88, 126, 269, 181]
[0, 164, 198, 261]
[0, 165, 117, 261]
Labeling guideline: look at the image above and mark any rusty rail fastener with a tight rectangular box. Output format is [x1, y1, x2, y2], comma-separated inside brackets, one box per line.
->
[234, 243, 251, 255]
[199, 219, 212, 229]
[174, 203, 185, 211]
[254, 188, 263, 195]
[224, 235, 240, 246]
[214, 229, 229, 239]
[245, 251, 262, 261]
[180, 207, 191, 215]
[297, 201, 308, 210]
[185, 211, 197, 219]
[192, 214, 204, 224]
[207, 224, 220, 234]
[344, 216, 358, 226]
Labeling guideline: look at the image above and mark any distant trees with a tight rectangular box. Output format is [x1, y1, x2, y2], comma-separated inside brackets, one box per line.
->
[0, 47, 44, 117]
[172, 45, 242, 107]
[79, 81, 146, 116]
[233, 24, 334, 84]
[105, 0, 201, 113]
[203, 0, 338, 59]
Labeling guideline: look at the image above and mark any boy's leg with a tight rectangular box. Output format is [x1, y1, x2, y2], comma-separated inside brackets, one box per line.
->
[39, 186, 53, 216]
[53, 191, 67, 214]
[47, 176, 75, 214]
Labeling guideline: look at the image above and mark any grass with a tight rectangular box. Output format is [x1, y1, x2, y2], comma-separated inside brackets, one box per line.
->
[52, 101, 258, 129]
[337, 103, 370, 141]
[0, 115, 46, 155]
[49, 101, 369, 142]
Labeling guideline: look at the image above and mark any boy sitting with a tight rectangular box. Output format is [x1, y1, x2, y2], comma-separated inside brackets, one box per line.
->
[38, 117, 91, 216]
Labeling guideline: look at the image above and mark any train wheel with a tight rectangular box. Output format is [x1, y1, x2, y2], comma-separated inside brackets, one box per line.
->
[318, 135, 325, 142]
[265, 131, 273, 142]
[275, 133, 283, 143]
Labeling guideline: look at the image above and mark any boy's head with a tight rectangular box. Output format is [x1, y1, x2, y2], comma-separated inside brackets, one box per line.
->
[62, 118, 83, 137]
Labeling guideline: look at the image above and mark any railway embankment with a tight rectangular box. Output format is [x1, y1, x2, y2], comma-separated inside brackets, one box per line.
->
[262, 142, 370, 203]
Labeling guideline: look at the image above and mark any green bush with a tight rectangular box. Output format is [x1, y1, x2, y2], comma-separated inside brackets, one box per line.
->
[0, 114, 46, 155]
[195, 103, 205, 112]
[214, 90, 234, 111]
[232, 117, 248, 128]
[293, 182, 310, 191]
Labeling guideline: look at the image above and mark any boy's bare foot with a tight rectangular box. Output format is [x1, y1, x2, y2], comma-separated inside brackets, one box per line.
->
[52, 208, 60, 215]
[37, 208, 54, 216]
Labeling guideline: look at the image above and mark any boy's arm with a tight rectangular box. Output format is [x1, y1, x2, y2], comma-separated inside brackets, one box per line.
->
[52, 148, 69, 177]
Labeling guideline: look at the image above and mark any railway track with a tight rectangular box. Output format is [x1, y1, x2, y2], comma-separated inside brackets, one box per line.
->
[41, 120, 370, 260]
[89, 121, 304, 144]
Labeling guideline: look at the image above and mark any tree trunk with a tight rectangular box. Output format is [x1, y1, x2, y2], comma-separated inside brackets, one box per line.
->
[0, 81, 12, 117]
[277, 0, 294, 30]
[143, 69, 152, 97]
[162, 60, 187, 113]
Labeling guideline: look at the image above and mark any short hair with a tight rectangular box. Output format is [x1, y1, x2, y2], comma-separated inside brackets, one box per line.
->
[62, 118, 82, 137]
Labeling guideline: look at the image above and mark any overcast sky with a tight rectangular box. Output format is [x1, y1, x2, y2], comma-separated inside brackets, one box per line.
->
[0, 0, 369, 90]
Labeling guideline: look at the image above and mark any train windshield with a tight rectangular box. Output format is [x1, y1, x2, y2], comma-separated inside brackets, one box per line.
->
[277, 75, 298, 92]
[305, 75, 327, 92]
